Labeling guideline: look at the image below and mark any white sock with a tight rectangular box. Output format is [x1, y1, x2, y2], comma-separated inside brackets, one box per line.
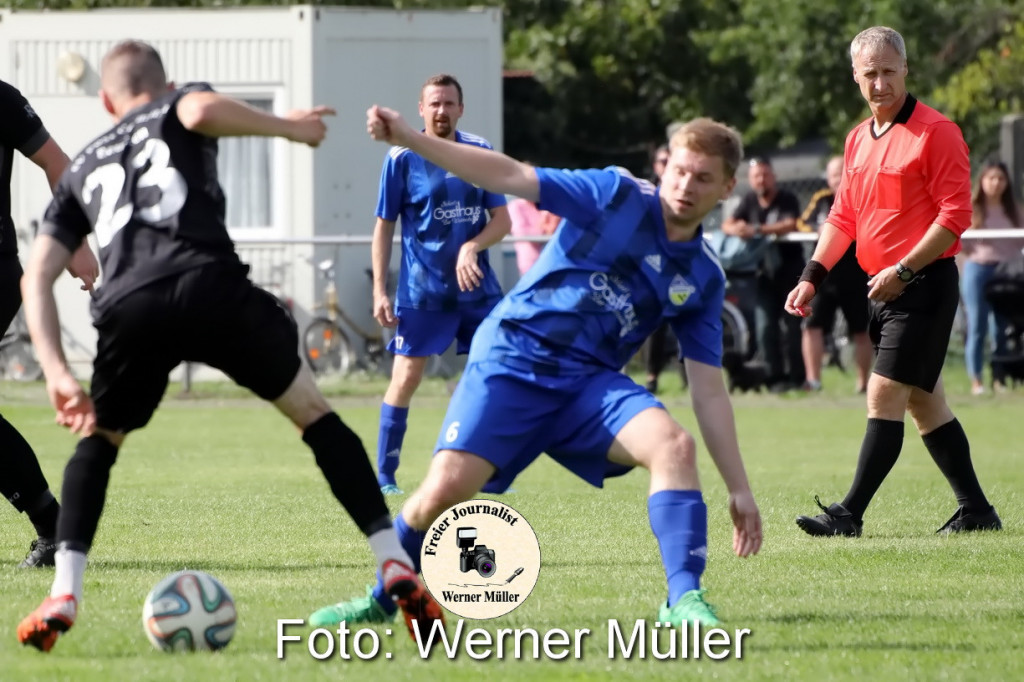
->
[51, 548, 88, 602]
[367, 528, 411, 573]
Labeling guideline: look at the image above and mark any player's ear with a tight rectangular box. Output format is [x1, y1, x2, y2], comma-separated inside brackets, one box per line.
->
[100, 89, 116, 117]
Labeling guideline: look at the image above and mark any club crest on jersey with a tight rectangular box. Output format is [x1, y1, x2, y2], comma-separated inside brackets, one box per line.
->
[668, 274, 695, 306]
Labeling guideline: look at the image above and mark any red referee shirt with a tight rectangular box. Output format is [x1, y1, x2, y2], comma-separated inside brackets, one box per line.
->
[828, 95, 972, 276]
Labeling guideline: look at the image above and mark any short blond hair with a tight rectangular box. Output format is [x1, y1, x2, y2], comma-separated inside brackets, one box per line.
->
[669, 118, 744, 178]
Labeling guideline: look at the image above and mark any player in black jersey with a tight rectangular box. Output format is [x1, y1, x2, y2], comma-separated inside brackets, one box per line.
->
[16, 41, 442, 653]
[0, 79, 99, 568]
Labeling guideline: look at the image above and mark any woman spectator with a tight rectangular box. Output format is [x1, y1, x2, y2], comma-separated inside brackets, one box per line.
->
[961, 160, 1023, 395]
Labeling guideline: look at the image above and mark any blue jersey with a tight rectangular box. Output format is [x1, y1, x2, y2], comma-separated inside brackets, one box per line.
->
[469, 167, 726, 376]
[376, 130, 507, 312]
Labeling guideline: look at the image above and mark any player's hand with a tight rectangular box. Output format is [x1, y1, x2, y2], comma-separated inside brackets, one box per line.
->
[866, 266, 909, 302]
[373, 293, 397, 328]
[46, 370, 95, 436]
[366, 106, 414, 146]
[784, 281, 815, 318]
[66, 243, 99, 291]
[728, 490, 762, 558]
[284, 106, 336, 147]
[456, 242, 484, 292]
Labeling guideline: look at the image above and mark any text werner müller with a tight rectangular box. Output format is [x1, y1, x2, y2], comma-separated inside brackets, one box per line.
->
[277, 618, 750, 660]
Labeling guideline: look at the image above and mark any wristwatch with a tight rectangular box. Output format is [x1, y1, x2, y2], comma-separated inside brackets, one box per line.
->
[895, 262, 916, 283]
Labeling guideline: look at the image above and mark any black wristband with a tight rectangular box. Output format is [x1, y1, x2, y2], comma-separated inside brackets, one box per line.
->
[798, 260, 828, 289]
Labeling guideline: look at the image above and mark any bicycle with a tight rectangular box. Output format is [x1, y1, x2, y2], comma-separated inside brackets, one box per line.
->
[302, 254, 390, 376]
[0, 309, 43, 382]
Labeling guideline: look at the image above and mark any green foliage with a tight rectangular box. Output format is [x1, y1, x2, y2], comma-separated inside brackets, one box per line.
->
[9, 0, 1022, 168]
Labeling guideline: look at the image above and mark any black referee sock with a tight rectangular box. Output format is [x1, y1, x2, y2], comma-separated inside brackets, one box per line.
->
[303, 412, 391, 536]
[57, 434, 120, 553]
[922, 418, 990, 513]
[842, 418, 905, 520]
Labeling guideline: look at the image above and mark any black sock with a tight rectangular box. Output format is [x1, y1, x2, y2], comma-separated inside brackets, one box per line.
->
[922, 418, 990, 513]
[842, 418, 905, 520]
[28, 495, 60, 539]
[57, 435, 120, 553]
[0, 414, 51, 514]
[303, 412, 391, 536]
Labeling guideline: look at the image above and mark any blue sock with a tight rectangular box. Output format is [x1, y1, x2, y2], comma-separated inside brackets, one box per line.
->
[371, 512, 425, 614]
[376, 404, 408, 486]
[648, 489, 708, 607]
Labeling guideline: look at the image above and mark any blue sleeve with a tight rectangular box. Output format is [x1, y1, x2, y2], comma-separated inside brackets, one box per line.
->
[535, 167, 622, 228]
[671, 278, 725, 368]
[484, 189, 507, 210]
[375, 150, 404, 221]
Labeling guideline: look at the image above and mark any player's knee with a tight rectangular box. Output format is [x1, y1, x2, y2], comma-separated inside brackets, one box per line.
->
[389, 360, 426, 395]
[404, 485, 469, 528]
[643, 428, 696, 472]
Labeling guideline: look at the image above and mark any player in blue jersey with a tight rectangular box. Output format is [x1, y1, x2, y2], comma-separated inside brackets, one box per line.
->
[308, 108, 762, 629]
[370, 74, 510, 495]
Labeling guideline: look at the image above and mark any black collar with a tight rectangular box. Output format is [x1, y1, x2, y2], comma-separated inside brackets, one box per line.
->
[870, 94, 917, 139]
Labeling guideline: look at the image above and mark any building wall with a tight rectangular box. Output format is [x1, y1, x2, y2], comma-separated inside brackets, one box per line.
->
[0, 7, 504, 376]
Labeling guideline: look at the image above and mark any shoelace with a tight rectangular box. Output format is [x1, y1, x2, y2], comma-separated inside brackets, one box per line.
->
[813, 495, 829, 514]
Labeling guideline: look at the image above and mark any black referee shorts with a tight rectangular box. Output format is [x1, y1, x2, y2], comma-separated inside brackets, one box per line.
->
[869, 257, 958, 392]
[91, 263, 301, 433]
[805, 268, 869, 335]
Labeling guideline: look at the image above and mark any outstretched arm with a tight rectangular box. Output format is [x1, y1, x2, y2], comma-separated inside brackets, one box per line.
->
[367, 105, 540, 202]
[684, 358, 762, 558]
[177, 91, 335, 146]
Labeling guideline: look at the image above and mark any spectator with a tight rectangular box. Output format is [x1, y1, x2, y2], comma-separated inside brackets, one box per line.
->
[508, 195, 560, 276]
[722, 157, 804, 391]
[798, 155, 873, 392]
[961, 159, 1023, 395]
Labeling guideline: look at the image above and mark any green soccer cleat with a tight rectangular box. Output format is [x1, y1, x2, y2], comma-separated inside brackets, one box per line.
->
[309, 586, 395, 628]
[658, 589, 722, 627]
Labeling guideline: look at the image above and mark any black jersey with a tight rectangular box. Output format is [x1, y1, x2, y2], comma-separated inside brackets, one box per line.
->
[0, 80, 51, 255]
[40, 82, 241, 311]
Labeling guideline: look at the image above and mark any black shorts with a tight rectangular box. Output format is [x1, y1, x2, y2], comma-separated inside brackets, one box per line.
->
[0, 253, 23, 334]
[869, 258, 958, 392]
[91, 263, 301, 432]
[806, 267, 870, 335]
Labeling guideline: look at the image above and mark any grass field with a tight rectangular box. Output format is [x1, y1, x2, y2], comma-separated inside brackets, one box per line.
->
[1, 367, 1022, 681]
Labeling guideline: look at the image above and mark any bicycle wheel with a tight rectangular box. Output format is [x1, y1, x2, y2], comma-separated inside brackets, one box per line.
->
[0, 334, 43, 382]
[303, 318, 353, 376]
[721, 299, 750, 359]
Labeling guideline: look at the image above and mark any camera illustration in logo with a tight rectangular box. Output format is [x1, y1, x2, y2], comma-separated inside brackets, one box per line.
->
[457, 527, 496, 578]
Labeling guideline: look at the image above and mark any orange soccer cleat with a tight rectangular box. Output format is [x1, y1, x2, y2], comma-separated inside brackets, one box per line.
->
[17, 594, 77, 653]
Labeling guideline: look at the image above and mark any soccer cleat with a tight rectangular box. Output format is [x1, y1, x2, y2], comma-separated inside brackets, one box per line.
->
[658, 589, 722, 627]
[796, 496, 863, 537]
[380, 483, 404, 496]
[18, 537, 57, 568]
[17, 594, 77, 652]
[936, 506, 1002, 534]
[381, 559, 445, 642]
[309, 585, 395, 628]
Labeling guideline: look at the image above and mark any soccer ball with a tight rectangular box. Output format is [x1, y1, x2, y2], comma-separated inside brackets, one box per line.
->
[142, 569, 237, 652]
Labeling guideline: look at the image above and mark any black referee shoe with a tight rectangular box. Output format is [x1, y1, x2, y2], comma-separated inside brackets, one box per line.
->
[18, 537, 57, 568]
[796, 496, 863, 537]
[936, 506, 1002, 534]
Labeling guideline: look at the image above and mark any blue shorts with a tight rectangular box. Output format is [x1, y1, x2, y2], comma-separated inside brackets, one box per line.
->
[388, 303, 496, 357]
[434, 361, 664, 492]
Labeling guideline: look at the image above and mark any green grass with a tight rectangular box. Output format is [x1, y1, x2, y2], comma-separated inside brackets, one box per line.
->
[1, 367, 1022, 681]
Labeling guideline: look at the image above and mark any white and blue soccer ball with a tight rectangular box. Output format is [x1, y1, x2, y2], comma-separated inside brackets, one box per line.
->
[142, 569, 237, 652]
